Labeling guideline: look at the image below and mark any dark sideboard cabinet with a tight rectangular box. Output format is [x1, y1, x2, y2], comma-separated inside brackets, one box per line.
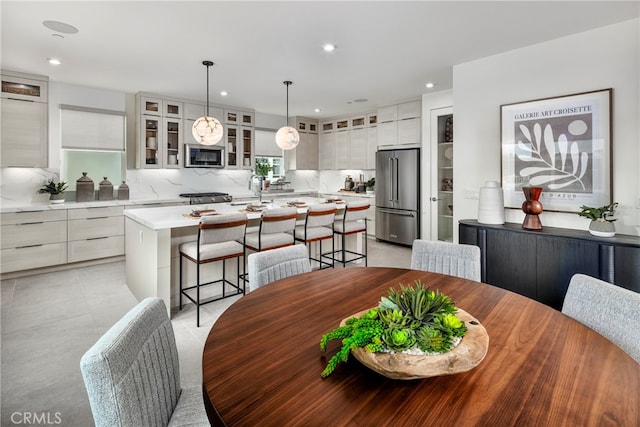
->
[459, 220, 640, 310]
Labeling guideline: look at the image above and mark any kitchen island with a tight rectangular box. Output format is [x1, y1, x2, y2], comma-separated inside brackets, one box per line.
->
[124, 196, 369, 316]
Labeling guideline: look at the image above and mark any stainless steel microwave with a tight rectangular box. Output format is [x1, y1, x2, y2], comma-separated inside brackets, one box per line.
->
[184, 144, 225, 168]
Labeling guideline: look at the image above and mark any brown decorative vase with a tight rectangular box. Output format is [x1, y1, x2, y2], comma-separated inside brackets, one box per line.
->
[521, 186, 543, 230]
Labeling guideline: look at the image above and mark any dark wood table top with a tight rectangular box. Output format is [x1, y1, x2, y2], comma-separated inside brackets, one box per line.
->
[202, 267, 640, 426]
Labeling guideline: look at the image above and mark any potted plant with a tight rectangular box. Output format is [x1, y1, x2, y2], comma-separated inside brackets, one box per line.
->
[254, 159, 272, 191]
[319, 280, 488, 379]
[578, 202, 618, 237]
[38, 179, 68, 204]
[365, 177, 375, 194]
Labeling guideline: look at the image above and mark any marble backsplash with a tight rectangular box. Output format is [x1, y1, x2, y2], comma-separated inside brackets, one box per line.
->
[0, 167, 375, 205]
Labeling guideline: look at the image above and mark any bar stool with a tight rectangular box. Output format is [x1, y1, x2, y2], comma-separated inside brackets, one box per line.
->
[292, 203, 337, 269]
[324, 201, 370, 267]
[179, 212, 248, 327]
[244, 207, 298, 252]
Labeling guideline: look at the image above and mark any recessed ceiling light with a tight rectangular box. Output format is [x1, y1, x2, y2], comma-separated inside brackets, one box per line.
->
[314, 108, 321, 113]
[220, 91, 228, 96]
[425, 82, 435, 89]
[322, 43, 336, 52]
[42, 20, 78, 34]
[47, 58, 62, 65]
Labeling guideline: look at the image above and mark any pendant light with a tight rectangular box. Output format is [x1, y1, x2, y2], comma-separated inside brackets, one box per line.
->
[275, 80, 300, 150]
[192, 60, 223, 145]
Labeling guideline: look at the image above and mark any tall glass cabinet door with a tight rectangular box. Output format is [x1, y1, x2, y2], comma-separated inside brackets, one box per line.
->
[226, 126, 238, 167]
[142, 116, 161, 168]
[430, 107, 454, 242]
[241, 127, 254, 169]
[164, 118, 182, 168]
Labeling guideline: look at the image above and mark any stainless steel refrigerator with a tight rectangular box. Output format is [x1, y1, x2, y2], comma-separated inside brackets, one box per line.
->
[375, 148, 420, 246]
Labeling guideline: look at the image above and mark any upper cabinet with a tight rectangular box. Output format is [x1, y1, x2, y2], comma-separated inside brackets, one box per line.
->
[377, 100, 421, 147]
[135, 93, 253, 169]
[317, 112, 377, 170]
[285, 117, 318, 170]
[1, 70, 49, 167]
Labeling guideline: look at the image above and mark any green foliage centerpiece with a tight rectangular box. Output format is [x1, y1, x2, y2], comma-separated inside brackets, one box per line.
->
[320, 280, 474, 378]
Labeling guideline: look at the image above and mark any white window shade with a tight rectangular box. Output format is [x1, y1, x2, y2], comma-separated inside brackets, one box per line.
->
[254, 129, 283, 157]
[60, 105, 125, 151]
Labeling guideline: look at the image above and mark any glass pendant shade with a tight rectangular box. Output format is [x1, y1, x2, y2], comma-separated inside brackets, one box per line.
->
[275, 126, 300, 150]
[193, 60, 223, 145]
[192, 116, 223, 145]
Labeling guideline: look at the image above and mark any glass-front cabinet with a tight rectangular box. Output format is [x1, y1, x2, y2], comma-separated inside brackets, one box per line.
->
[140, 116, 183, 168]
[142, 116, 161, 167]
[430, 107, 454, 242]
[241, 127, 254, 169]
[164, 117, 182, 168]
[226, 126, 238, 167]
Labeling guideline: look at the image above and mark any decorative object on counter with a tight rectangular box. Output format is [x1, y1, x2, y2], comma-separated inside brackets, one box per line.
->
[521, 186, 543, 230]
[319, 280, 488, 379]
[192, 60, 224, 145]
[275, 81, 300, 150]
[76, 172, 95, 202]
[99, 177, 114, 201]
[578, 202, 618, 237]
[344, 175, 355, 191]
[477, 181, 505, 225]
[38, 179, 68, 204]
[117, 181, 129, 200]
[366, 177, 375, 194]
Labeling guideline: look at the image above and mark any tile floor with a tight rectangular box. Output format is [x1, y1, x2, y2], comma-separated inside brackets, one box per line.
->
[1, 238, 411, 426]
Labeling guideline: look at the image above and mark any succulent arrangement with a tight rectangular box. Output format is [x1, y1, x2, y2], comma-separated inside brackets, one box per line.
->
[320, 280, 467, 378]
[578, 202, 618, 222]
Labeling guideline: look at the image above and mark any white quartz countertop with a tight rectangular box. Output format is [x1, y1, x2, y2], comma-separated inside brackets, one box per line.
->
[321, 191, 375, 199]
[124, 196, 371, 230]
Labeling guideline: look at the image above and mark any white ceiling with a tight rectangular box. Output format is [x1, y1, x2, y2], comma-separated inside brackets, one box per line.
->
[2, 1, 638, 119]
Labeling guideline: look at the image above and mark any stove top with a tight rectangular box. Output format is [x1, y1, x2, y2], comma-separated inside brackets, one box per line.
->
[179, 192, 232, 204]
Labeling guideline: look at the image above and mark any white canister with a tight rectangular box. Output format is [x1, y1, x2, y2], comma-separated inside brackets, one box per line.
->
[478, 181, 505, 224]
[147, 137, 157, 149]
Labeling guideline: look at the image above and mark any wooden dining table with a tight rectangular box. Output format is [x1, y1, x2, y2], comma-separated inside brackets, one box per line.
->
[202, 267, 639, 426]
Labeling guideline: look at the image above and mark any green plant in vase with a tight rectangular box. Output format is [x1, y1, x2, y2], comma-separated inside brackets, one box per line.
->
[254, 159, 272, 177]
[38, 179, 68, 204]
[365, 177, 375, 193]
[578, 202, 618, 237]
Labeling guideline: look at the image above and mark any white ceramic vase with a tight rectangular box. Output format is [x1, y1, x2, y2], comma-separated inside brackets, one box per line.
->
[477, 181, 504, 225]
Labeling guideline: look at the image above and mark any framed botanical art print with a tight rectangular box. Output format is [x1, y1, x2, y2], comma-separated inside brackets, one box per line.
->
[501, 89, 612, 212]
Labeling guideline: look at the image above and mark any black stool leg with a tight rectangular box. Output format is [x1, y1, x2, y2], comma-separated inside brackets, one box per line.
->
[179, 254, 183, 310]
[196, 263, 200, 328]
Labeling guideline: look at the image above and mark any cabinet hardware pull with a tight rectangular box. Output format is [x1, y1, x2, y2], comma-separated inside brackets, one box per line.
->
[17, 222, 44, 225]
[87, 237, 108, 241]
[16, 244, 44, 249]
[86, 217, 109, 220]
[6, 97, 35, 102]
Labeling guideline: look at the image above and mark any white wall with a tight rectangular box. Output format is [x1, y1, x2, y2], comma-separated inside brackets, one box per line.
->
[453, 18, 639, 239]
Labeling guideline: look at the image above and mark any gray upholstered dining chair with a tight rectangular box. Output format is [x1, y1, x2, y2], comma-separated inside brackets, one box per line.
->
[247, 244, 311, 292]
[80, 298, 209, 427]
[562, 273, 640, 363]
[410, 239, 481, 281]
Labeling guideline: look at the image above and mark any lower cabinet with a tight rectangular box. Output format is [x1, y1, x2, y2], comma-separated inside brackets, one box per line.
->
[459, 220, 640, 310]
[67, 206, 124, 262]
[1, 210, 68, 273]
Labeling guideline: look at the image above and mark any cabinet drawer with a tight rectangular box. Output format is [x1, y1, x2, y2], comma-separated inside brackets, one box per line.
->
[68, 216, 124, 241]
[1, 221, 67, 249]
[67, 236, 124, 263]
[1, 242, 67, 273]
[68, 206, 123, 220]
[1, 209, 67, 225]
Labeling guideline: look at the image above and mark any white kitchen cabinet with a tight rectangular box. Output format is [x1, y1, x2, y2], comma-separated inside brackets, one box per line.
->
[0, 210, 67, 273]
[319, 131, 336, 170]
[397, 100, 421, 120]
[140, 96, 162, 116]
[67, 206, 124, 263]
[377, 121, 398, 147]
[1, 71, 48, 167]
[226, 125, 254, 169]
[139, 115, 162, 168]
[349, 128, 367, 169]
[321, 121, 334, 133]
[224, 109, 239, 124]
[183, 103, 204, 120]
[334, 130, 351, 170]
[287, 118, 319, 170]
[377, 105, 397, 123]
[240, 126, 255, 169]
[163, 100, 182, 118]
[366, 126, 378, 169]
[164, 117, 183, 168]
[397, 117, 421, 145]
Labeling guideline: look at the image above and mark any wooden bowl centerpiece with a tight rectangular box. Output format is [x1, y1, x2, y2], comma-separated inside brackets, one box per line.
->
[320, 280, 489, 379]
